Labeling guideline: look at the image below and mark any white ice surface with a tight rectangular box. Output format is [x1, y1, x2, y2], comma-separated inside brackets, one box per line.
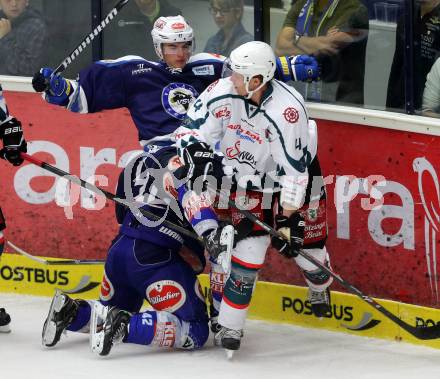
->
[1, 293, 439, 379]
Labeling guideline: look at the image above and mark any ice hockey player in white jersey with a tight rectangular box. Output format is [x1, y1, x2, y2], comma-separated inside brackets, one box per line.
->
[0, 83, 28, 333]
[174, 41, 332, 354]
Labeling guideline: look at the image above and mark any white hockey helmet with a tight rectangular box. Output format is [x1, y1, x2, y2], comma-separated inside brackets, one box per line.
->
[151, 15, 194, 60]
[227, 41, 276, 98]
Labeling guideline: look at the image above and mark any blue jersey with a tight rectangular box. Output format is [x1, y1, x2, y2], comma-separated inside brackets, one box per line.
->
[115, 146, 204, 263]
[64, 53, 295, 143]
[68, 53, 225, 142]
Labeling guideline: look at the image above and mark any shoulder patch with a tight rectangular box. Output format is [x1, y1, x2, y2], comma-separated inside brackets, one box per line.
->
[283, 107, 300, 124]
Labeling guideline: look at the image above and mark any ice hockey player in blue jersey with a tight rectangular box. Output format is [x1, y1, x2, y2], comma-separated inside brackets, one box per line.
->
[0, 83, 28, 333]
[42, 147, 211, 355]
[32, 15, 319, 145]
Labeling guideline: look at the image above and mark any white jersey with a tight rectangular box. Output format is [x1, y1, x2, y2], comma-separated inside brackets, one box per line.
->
[174, 77, 317, 206]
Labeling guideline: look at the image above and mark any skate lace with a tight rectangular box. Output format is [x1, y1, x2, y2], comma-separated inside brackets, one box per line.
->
[112, 322, 127, 345]
[222, 328, 242, 340]
[309, 290, 329, 305]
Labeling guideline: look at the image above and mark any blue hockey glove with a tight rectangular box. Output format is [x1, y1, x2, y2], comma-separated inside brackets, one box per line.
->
[0, 118, 27, 166]
[32, 68, 73, 106]
[290, 55, 320, 82]
[271, 213, 305, 258]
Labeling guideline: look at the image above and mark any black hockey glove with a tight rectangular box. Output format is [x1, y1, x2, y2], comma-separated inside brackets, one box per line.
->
[271, 212, 305, 258]
[175, 142, 222, 193]
[0, 118, 27, 166]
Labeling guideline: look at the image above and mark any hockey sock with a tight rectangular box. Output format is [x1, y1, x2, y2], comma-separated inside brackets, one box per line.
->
[67, 302, 91, 332]
[178, 185, 218, 236]
[126, 311, 157, 346]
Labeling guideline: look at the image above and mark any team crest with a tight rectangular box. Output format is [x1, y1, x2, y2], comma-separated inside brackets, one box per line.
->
[162, 82, 198, 119]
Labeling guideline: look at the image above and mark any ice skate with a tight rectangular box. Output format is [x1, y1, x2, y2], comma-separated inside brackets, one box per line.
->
[214, 326, 243, 359]
[90, 303, 130, 356]
[0, 308, 11, 333]
[42, 290, 86, 347]
[308, 288, 331, 318]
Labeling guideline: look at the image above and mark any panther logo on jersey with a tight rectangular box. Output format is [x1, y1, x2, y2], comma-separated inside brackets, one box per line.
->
[162, 83, 199, 119]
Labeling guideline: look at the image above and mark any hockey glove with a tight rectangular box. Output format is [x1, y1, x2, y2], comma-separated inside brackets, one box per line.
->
[290, 55, 320, 82]
[271, 212, 305, 258]
[175, 142, 222, 193]
[32, 68, 73, 106]
[0, 118, 27, 166]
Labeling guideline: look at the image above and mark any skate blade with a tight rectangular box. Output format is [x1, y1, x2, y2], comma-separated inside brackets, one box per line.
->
[90, 302, 108, 355]
[225, 349, 235, 360]
[0, 325, 11, 333]
[42, 290, 66, 346]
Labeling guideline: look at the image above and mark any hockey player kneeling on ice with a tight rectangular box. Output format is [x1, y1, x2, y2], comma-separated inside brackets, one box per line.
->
[174, 41, 333, 353]
[42, 149, 214, 356]
[0, 83, 28, 334]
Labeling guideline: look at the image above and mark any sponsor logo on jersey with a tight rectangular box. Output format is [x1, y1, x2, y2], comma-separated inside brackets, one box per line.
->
[100, 271, 114, 301]
[162, 83, 198, 119]
[206, 79, 219, 92]
[153, 321, 176, 347]
[210, 271, 227, 294]
[283, 107, 300, 123]
[227, 124, 263, 144]
[213, 104, 231, 120]
[146, 280, 186, 312]
[192, 64, 215, 76]
[131, 63, 152, 76]
[226, 140, 257, 168]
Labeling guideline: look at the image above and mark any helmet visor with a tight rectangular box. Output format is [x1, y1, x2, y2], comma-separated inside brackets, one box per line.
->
[221, 58, 233, 78]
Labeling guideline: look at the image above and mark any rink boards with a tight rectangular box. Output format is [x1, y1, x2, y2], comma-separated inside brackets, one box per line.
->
[1, 253, 440, 349]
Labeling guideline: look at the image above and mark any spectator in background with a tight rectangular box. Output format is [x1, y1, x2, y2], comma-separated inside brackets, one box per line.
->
[204, 0, 253, 56]
[275, 0, 368, 105]
[386, 0, 440, 111]
[422, 56, 440, 117]
[103, 0, 181, 60]
[0, 0, 47, 76]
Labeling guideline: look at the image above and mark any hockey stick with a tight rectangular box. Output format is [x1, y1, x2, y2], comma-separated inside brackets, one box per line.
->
[6, 240, 104, 265]
[20, 153, 201, 242]
[207, 186, 440, 340]
[53, 0, 131, 76]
